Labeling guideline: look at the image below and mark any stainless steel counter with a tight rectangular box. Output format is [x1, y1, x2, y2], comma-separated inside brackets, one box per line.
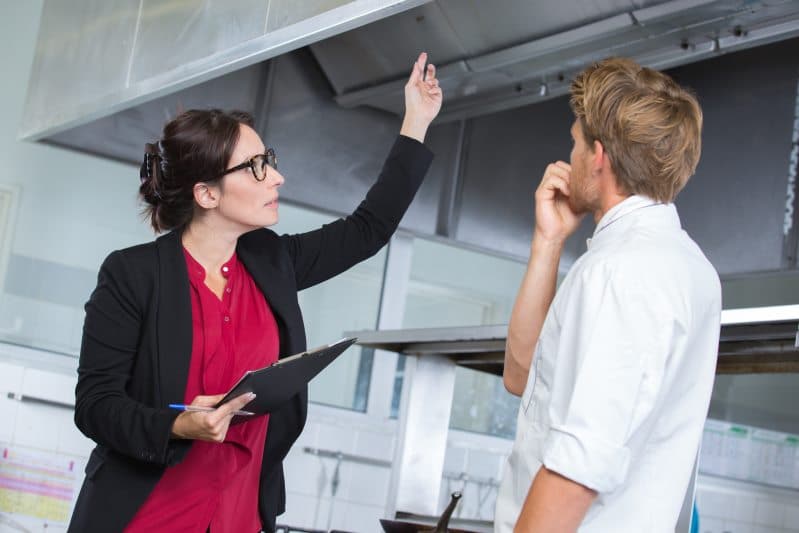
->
[347, 304, 799, 529]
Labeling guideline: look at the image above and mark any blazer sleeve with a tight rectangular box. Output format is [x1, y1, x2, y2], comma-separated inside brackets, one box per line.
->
[74, 250, 180, 466]
[280, 135, 433, 291]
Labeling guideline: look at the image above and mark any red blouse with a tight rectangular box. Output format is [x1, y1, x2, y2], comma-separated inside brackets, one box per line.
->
[126, 249, 279, 533]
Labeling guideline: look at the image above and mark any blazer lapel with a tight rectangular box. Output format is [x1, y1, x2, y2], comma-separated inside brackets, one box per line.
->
[155, 231, 193, 404]
[237, 230, 305, 357]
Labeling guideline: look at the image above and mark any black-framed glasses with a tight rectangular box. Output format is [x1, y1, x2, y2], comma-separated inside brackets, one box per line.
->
[217, 148, 277, 182]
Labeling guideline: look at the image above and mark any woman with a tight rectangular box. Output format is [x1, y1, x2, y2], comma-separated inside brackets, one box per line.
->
[69, 52, 442, 533]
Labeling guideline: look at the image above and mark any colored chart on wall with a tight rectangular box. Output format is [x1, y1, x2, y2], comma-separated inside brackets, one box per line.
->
[700, 419, 799, 490]
[0, 444, 85, 528]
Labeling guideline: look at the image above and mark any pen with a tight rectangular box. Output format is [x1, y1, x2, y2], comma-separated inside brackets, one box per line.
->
[169, 404, 256, 416]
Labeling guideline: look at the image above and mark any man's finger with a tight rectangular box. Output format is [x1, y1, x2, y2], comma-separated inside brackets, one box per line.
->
[545, 164, 571, 182]
[543, 175, 571, 196]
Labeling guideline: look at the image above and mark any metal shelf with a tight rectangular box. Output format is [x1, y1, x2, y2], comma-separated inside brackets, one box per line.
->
[350, 305, 799, 375]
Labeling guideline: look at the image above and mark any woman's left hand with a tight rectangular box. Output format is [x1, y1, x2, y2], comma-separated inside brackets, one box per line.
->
[400, 52, 443, 143]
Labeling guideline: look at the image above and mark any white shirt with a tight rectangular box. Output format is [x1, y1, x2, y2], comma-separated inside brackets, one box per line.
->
[495, 196, 721, 533]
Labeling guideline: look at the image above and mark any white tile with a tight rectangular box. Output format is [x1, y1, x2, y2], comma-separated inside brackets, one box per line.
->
[466, 450, 503, 481]
[12, 402, 66, 449]
[698, 490, 734, 519]
[329, 501, 383, 533]
[697, 516, 724, 532]
[316, 422, 356, 454]
[21, 367, 75, 405]
[283, 449, 329, 497]
[0, 393, 19, 442]
[784, 505, 799, 530]
[353, 429, 394, 461]
[293, 422, 319, 449]
[722, 520, 756, 533]
[751, 526, 784, 533]
[311, 497, 334, 531]
[755, 500, 786, 527]
[281, 491, 327, 531]
[346, 463, 390, 506]
[732, 495, 757, 524]
[0, 360, 24, 392]
[56, 414, 93, 457]
[443, 445, 467, 476]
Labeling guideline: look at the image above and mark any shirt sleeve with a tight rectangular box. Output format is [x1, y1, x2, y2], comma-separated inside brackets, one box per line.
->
[541, 262, 673, 493]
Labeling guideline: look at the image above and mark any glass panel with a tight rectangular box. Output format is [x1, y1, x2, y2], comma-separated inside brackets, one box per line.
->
[394, 238, 526, 438]
[273, 203, 385, 411]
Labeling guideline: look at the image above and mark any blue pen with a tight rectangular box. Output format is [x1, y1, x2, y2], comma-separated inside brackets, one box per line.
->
[169, 404, 256, 416]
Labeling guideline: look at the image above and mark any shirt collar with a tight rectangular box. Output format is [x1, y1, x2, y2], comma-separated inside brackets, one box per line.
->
[586, 195, 673, 250]
[182, 247, 238, 284]
[593, 195, 660, 238]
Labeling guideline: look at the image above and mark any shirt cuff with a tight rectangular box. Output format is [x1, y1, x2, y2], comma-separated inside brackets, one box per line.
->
[542, 425, 631, 493]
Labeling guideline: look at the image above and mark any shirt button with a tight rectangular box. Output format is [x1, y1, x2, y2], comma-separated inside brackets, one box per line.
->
[225, 287, 231, 293]
[221, 266, 229, 273]
[224, 316, 230, 323]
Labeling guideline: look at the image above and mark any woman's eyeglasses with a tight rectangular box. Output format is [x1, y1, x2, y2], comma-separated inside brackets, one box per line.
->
[217, 148, 277, 182]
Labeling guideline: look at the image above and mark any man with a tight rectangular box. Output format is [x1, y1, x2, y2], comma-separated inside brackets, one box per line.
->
[494, 57, 721, 532]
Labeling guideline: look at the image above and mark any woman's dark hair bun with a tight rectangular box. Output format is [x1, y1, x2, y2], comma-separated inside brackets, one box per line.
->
[138, 109, 255, 233]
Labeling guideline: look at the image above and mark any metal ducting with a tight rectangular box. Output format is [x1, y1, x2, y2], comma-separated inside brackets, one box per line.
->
[310, 0, 799, 122]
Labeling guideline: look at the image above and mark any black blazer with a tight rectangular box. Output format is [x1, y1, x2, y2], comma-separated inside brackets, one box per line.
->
[68, 136, 433, 533]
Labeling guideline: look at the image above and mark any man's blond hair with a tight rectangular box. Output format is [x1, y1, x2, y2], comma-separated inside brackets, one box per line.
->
[570, 57, 702, 203]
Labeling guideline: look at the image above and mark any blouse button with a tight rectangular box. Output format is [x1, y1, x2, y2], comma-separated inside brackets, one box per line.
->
[221, 266, 229, 273]
[225, 287, 231, 293]
[224, 316, 230, 323]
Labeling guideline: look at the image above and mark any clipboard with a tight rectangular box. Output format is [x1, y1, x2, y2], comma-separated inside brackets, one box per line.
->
[214, 337, 357, 419]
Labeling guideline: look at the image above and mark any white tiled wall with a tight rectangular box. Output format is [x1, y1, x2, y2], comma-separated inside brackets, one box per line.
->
[695, 476, 799, 533]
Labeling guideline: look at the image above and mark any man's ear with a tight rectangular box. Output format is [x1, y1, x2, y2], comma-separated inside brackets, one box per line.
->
[193, 182, 219, 209]
[592, 139, 607, 174]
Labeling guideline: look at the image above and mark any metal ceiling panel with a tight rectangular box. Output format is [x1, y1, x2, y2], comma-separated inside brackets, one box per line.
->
[20, 0, 431, 141]
[22, 0, 141, 140]
[309, 2, 470, 94]
[45, 64, 266, 165]
[129, 0, 273, 83]
[266, 0, 354, 32]
[312, 0, 669, 95]
[322, 0, 799, 123]
[434, 0, 661, 55]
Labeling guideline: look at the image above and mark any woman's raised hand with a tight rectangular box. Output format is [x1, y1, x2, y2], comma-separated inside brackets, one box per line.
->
[400, 52, 443, 143]
[170, 392, 256, 443]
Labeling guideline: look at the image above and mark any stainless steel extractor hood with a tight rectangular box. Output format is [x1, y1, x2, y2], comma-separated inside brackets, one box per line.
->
[18, 0, 429, 141]
[310, 0, 799, 122]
